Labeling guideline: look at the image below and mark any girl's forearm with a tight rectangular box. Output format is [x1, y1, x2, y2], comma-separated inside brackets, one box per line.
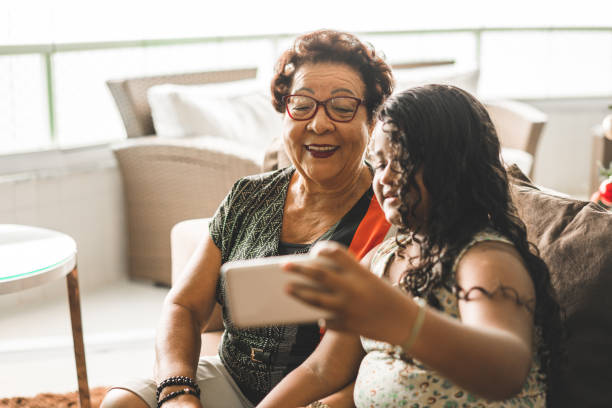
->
[257, 364, 338, 407]
[397, 302, 532, 400]
[319, 381, 356, 408]
[259, 333, 363, 408]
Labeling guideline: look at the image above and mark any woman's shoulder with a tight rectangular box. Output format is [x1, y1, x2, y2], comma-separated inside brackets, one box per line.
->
[230, 166, 294, 199]
[212, 167, 294, 230]
[236, 166, 293, 187]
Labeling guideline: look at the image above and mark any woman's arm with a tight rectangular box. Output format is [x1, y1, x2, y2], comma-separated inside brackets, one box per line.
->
[257, 329, 364, 408]
[154, 232, 222, 407]
[286, 240, 536, 401]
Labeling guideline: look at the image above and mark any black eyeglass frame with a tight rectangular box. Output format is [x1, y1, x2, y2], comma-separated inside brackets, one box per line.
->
[282, 94, 365, 123]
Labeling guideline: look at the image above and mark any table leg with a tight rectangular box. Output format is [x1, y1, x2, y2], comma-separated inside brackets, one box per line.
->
[66, 266, 91, 408]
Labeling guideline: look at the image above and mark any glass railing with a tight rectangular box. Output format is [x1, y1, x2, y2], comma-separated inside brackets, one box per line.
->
[0, 26, 611, 153]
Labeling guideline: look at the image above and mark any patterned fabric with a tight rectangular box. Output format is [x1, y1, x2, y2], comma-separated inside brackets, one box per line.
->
[354, 231, 547, 408]
[209, 166, 390, 404]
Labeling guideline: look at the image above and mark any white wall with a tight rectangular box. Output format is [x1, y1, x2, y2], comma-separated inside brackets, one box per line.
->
[529, 97, 610, 198]
[0, 159, 128, 310]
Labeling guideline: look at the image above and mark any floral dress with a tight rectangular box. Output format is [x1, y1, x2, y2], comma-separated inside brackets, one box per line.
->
[354, 231, 547, 408]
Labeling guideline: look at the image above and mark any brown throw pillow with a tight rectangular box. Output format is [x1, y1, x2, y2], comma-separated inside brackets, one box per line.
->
[509, 165, 612, 407]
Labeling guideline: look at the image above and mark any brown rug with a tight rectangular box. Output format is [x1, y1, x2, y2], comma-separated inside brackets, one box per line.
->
[0, 387, 108, 408]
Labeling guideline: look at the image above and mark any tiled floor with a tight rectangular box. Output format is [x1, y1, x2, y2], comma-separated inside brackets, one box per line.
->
[0, 279, 169, 397]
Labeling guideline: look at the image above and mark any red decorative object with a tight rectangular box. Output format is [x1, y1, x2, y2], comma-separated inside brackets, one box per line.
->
[591, 176, 612, 210]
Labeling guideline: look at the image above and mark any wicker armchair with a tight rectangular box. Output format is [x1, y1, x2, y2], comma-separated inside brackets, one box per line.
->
[108, 68, 261, 286]
[485, 99, 547, 178]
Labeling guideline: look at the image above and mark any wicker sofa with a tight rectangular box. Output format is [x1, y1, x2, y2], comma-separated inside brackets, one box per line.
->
[107, 68, 263, 286]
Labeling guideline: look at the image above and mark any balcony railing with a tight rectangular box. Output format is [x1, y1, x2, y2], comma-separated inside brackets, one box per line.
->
[0, 26, 611, 153]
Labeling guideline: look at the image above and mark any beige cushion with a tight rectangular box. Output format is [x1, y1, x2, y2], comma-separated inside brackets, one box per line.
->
[509, 165, 612, 407]
[170, 218, 210, 286]
[170, 218, 223, 356]
[501, 147, 533, 176]
[148, 79, 283, 148]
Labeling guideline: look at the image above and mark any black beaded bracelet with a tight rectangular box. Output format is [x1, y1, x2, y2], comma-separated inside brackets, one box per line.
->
[157, 387, 199, 408]
[156, 376, 201, 401]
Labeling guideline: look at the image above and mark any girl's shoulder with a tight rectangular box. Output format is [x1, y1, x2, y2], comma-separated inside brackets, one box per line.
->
[452, 229, 514, 272]
[470, 229, 513, 245]
[368, 234, 406, 278]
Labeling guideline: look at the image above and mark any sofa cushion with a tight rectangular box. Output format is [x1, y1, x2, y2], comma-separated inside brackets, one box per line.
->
[147, 79, 283, 149]
[508, 165, 612, 407]
[501, 147, 533, 177]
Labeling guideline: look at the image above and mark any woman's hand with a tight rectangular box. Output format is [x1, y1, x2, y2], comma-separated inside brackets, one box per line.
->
[284, 240, 413, 344]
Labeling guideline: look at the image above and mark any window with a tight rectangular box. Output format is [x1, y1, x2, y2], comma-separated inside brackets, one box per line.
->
[1, 0, 611, 154]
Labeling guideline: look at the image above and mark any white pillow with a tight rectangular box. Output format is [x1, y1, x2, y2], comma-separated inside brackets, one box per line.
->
[394, 65, 480, 95]
[501, 147, 533, 177]
[148, 79, 283, 149]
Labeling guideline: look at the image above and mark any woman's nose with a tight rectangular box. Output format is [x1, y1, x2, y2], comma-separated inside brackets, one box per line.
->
[308, 106, 335, 134]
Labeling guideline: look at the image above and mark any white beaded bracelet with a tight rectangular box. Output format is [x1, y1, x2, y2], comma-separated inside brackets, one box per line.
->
[401, 296, 427, 353]
[307, 401, 330, 408]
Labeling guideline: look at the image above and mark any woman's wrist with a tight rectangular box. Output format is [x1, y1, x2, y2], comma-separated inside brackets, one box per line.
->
[156, 375, 201, 407]
[158, 384, 194, 399]
[158, 389, 200, 407]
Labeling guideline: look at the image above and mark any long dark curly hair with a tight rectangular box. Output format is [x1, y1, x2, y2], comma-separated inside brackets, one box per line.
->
[378, 84, 564, 406]
[270, 29, 394, 123]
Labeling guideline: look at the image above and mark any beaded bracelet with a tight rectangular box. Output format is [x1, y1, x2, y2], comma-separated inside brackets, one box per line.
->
[157, 387, 199, 408]
[156, 376, 200, 401]
[400, 296, 427, 354]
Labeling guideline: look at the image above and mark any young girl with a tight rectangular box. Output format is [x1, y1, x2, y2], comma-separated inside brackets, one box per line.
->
[258, 85, 564, 408]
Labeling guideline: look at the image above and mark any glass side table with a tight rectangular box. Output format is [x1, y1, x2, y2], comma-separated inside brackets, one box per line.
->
[0, 224, 90, 408]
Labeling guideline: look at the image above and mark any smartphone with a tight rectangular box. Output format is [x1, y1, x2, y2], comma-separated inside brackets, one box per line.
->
[222, 254, 334, 328]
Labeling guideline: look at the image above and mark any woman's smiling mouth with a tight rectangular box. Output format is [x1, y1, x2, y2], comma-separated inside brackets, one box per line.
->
[305, 144, 340, 158]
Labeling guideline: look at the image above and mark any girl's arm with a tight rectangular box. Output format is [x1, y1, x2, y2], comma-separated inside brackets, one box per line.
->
[403, 241, 535, 400]
[257, 329, 364, 408]
[287, 240, 536, 401]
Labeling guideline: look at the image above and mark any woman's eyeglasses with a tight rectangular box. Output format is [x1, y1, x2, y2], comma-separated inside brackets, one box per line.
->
[283, 94, 364, 122]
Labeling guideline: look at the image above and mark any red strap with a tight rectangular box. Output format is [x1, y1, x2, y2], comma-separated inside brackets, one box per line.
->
[347, 195, 391, 260]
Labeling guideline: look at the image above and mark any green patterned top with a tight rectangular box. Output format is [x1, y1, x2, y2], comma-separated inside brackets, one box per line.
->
[209, 166, 390, 404]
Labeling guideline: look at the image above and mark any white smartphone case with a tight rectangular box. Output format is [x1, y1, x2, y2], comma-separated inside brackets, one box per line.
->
[222, 254, 333, 328]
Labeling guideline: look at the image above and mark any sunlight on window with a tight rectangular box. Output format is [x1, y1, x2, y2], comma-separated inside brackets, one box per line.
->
[0, 0, 611, 153]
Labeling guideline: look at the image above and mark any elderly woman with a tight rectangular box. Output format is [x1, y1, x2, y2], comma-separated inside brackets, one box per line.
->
[101, 29, 394, 408]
